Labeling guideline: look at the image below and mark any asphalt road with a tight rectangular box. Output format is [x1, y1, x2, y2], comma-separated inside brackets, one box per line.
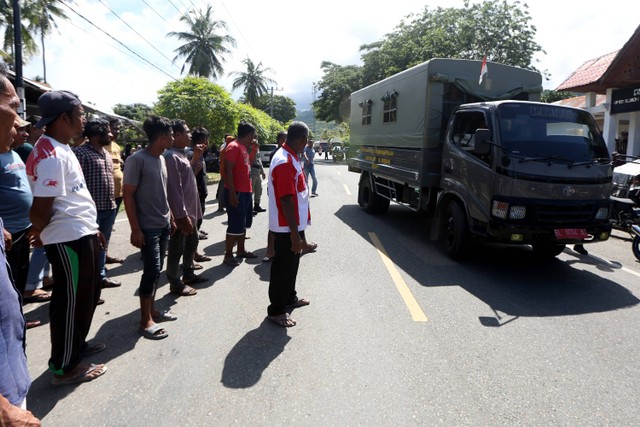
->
[22, 157, 640, 426]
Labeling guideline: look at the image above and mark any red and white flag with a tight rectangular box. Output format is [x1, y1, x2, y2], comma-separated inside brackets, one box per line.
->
[479, 56, 488, 85]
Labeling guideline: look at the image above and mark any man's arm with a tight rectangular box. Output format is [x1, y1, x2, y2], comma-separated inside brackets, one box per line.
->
[30, 197, 55, 235]
[122, 184, 144, 248]
[0, 393, 40, 426]
[225, 152, 238, 207]
[279, 194, 303, 254]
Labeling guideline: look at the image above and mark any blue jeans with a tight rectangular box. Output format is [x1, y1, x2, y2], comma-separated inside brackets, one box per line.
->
[139, 226, 170, 298]
[96, 208, 117, 279]
[25, 246, 49, 291]
[304, 164, 318, 194]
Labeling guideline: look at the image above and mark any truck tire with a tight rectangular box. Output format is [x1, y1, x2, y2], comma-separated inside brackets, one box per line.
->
[531, 243, 566, 258]
[441, 201, 468, 259]
[358, 175, 390, 214]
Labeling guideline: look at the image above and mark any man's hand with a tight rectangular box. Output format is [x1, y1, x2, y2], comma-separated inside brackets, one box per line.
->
[3, 228, 11, 251]
[228, 191, 239, 207]
[97, 231, 107, 249]
[193, 144, 205, 161]
[261, 171, 266, 179]
[290, 232, 304, 254]
[27, 229, 42, 248]
[175, 217, 194, 235]
[130, 229, 144, 248]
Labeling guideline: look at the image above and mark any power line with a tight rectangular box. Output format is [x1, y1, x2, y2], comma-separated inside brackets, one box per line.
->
[141, 0, 174, 27]
[60, 2, 178, 81]
[97, 0, 178, 69]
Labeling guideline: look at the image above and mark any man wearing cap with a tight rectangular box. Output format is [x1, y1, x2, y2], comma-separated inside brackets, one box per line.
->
[74, 118, 121, 290]
[26, 90, 108, 385]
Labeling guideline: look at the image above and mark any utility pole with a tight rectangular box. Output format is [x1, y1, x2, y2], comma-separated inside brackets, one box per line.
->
[12, 0, 26, 118]
[312, 82, 317, 135]
[269, 86, 283, 118]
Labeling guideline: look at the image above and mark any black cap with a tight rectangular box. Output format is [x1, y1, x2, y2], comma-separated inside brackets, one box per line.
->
[36, 90, 82, 128]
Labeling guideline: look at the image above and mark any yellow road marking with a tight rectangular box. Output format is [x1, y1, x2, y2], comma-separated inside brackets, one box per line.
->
[344, 184, 352, 196]
[368, 232, 428, 322]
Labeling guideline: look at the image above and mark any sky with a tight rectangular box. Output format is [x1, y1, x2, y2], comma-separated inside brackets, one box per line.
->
[18, 0, 640, 114]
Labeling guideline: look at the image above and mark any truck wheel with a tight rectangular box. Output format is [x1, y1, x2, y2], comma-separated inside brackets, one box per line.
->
[358, 176, 389, 214]
[442, 201, 468, 259]
[531, 243, 566, 258]
[632, 236, 640, 261]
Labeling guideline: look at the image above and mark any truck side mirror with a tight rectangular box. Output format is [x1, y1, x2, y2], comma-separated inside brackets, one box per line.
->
[473, 128, 491, 156]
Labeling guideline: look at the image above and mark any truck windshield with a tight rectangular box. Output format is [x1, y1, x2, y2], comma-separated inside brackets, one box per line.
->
[497, 103, 609, 163]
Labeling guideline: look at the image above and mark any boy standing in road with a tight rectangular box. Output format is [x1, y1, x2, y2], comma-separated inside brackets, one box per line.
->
[123, 116, 175, 340]
[266, 121, 312, 327]
[27, 90, 107, 384]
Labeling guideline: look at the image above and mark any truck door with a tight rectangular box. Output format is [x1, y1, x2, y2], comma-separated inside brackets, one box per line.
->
[443, 110, 496, 224]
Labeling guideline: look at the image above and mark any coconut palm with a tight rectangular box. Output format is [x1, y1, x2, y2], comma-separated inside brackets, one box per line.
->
[0, 0, 39, 67]
[26, 0, 70, 83]
[229, 58, 276, 107]
[167, 6, 236, 80]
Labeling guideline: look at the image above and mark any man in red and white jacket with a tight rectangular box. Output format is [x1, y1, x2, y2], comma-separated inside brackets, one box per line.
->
[266, 122, 312, 327]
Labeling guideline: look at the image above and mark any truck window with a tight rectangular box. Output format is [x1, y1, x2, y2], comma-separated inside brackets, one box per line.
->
[450, 111, 491, 163]
[383, 92, 397, 124]
[497, 103, 609, 161]
[360, 100, 372, 125]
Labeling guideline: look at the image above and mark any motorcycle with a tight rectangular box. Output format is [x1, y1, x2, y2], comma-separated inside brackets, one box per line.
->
[610, 155, 640, 260]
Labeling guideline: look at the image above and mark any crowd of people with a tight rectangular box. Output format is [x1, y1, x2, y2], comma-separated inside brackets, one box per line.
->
[0, 60, 317, 424]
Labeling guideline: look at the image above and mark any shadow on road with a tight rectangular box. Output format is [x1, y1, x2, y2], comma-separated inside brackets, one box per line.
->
[335, 204, 640, 323]
[221, 318, 290, 389]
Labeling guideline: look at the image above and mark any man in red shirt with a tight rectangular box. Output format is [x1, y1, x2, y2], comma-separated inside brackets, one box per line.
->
[223, 123, 258, 266]
[266, 122, 312, 327]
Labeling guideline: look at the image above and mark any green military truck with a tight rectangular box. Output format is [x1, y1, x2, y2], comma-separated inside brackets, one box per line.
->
[348, 58, 612, 258]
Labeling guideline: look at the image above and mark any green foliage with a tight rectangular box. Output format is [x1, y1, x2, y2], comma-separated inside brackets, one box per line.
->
[254, 93, 296, 123]
[229, 58, 276, 106]
[155, 76, 239, 143]
[313, 62, 363, 123]
[315, 0, 545, 123]
[235, 103, 285, 144]
[540, 90, 574, 103]
[167, 6, 236, 79]
[0, 0, 40, 65]
[112, 103, 154, 122]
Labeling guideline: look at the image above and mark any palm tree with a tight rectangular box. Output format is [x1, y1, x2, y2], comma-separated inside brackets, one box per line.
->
[0, 0, 39, 67]
[167, 6, 236, 80]
[229, 58, 276, 106]
[26, 0, 70, 83]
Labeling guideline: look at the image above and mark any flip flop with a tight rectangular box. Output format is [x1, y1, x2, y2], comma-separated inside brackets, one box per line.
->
[223, 257, 240, 267]
[105, 256, 124, 264]
[52, 363, 108, 385]
[152, 310, 178, 322]
[193, 263, 204, 270]
[287, 298, 310, 309]
[26, 319, 42, 329]
[194, 254, 212, 262]
[302, 242, 318, 254]
[184, 275, 208, 285]
[80, 342, 107, 357]
[268, 313, 297, 327]
[262, 256, 274, 262]
[170, 285, 197, 296]
[237, 251, 258, 259]
[23, 290, 52, 303]
[140, 324, 168, 340]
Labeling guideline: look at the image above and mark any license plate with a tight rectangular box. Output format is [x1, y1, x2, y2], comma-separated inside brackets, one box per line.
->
[554, 228, 588, 239]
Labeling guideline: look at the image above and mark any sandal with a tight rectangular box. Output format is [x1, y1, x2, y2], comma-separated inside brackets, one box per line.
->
[140, 324, 168, 340]
[152, 310, 178, 322]
[80, 342, 107, 357]
[237, 251, 257, 259]
[262, 256, 274, 262]
[302, 242, 318, 254]
[194, 254, 212, 262]
[268, 313, 297, 327]
[193, 263, 203, 270]
[223, 257, 240, 267]
[184, 275, 208, 285]
[23, 289, 52, 303]
[170, 285, 197, 296]
[52, 363, 108, 385]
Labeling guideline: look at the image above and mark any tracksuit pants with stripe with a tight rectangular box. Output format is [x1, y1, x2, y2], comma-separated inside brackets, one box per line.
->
[45, 233, 101, 375]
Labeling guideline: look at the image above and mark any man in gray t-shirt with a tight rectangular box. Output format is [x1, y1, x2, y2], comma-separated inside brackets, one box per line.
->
[123, 116, 175, 340]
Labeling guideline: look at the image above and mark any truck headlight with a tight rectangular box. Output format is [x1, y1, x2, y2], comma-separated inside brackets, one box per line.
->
[491, 201, 508, 219]
[595, 207, 609, 220]
[509, 206, 526, 219]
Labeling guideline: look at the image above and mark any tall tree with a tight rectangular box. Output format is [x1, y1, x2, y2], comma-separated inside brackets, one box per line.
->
[0, 0, 39, 67]
[26, 0, 69, 82]
[229, 58, 276, 107]
[315, 0, 545, 123]
[167, 6, 236, 80]
[254, 93, 296, 124]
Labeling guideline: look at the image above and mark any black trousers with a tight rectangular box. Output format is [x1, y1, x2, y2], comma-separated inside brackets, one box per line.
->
[268, 230, 305, 316]
[6, 226, 31, 295]
[45, 234, 101, 375]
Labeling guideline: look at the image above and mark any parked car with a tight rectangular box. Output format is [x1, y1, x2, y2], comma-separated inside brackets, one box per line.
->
[259, 144, 278, 166]
[332, 146, 345, 162]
